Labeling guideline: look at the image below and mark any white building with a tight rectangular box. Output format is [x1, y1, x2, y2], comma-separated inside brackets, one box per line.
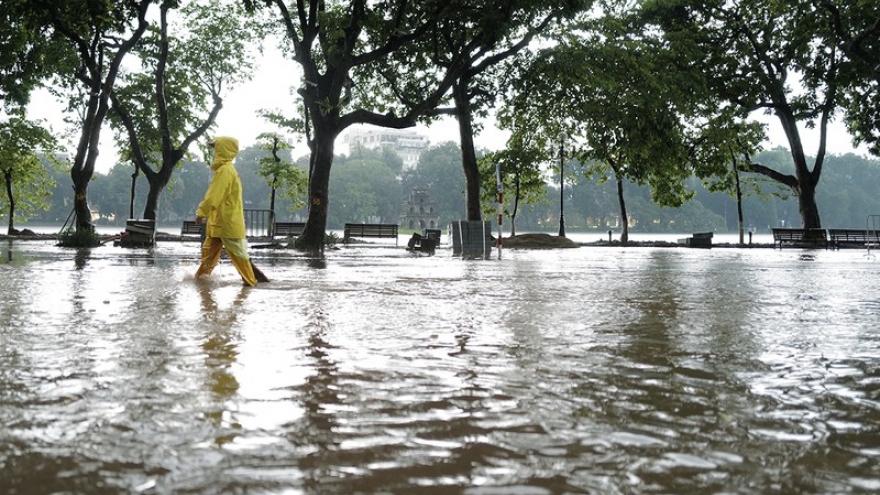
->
[343, 125, 429, 170]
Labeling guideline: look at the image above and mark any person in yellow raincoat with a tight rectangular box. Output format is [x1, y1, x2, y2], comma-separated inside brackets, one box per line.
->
[194, 136, 269, 286]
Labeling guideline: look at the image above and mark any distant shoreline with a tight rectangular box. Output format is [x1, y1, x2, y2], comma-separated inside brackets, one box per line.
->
[0, 231, 782, 250]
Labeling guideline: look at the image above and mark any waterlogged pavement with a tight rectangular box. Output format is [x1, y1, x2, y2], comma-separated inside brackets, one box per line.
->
[1, 239, 879, 494]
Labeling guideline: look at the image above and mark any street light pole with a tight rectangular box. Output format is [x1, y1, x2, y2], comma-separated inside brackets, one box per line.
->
[558, 131, 566, 238]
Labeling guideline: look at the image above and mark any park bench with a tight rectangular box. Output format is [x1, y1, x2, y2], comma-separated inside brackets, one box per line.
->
[181, 219, 204, 236]
[828, 228, 880, 249]
[273, 221, 305, 237]
[772, 228, 828, 249]
[115, 219, 156, 248]
[180, 220, 205, 236]
[343, 223, 399, 245]
[677, 231, 713, 248]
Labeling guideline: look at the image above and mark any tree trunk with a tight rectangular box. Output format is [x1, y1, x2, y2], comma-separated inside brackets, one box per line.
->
[4, 170, 14, 235]
[139, 155, 180, 222]
[452, 77, 482, 222]
[130, 165, 139, 219]
[733, 160, 744, 245]
[269, 185, 277, 237]
[142, 177, 163, 221]
[72, 167, 95, 232]
[511, 173, 521, 237]
[797, 179, 822, 229]
[71, 88, 109, 233]
[778, 105, 823, 229]
[617, 176, 628, 245]
[299, 126, 337, 249]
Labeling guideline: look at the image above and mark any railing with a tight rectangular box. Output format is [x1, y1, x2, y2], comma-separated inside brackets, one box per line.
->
[243, 208, 275, 238]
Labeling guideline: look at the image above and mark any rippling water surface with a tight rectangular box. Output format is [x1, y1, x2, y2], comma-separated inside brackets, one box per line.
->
[1, 239, 879, 494]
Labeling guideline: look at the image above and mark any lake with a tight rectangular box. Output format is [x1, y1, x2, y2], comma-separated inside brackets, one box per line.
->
[0, 237, 878, 494]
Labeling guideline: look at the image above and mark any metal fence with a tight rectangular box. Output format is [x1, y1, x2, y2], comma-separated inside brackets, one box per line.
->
[243, 208, 275, 238]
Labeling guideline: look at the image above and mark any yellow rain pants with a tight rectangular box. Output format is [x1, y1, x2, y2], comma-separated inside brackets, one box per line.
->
[195, 237, 257, 286]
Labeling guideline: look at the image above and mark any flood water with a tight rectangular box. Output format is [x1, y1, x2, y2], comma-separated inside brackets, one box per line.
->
[1, 237, 879, 494]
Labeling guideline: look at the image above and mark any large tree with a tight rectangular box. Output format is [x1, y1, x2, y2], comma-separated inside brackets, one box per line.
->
[500, 14, 702, 243]
[242, 0, 481, 249]
[249, 1, 578, 249]
[643, 0, 848, 229]
[110, 0, 258, 227]
[32, 0, 151, 233]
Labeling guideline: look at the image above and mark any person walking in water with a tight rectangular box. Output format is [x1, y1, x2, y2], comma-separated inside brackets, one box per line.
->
[194, 136, 269, 286]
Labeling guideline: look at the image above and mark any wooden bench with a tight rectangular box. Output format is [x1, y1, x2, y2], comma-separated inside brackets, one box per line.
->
[772, 228, 828, 249]
[181, 220, 204, 235]
[828, 228, 880, 249]
[273, 222, 305, 237]
[343, 223, 399, 245]
[115, 219, 156, 248]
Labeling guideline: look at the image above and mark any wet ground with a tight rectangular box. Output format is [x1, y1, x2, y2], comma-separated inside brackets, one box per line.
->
[1, 238, 878, 494]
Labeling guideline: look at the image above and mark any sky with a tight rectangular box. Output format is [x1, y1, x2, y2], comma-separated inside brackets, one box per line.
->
[27, 45, 870, 175]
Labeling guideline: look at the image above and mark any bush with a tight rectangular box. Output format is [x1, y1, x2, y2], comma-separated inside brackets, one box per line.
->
[57, 228, 101, 248]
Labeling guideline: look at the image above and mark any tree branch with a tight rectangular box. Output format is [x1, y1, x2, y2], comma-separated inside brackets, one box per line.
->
[743, 159, 798, 189]
[109, 91, 153, 181]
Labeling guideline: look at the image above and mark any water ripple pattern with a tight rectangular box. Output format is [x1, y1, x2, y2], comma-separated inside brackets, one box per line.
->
[0, 241, 878, 494]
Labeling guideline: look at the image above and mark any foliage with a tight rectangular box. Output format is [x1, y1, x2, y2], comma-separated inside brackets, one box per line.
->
[329, 153, 401, 226]
[109, 0, 260, 221]
[478, 136, 549, 235]
[30, 0, 152, 232]
[500, 8, 718, 242]
[640, 0, 848, 228]
[57, 227, 100, 247]
[0, 116, 61, 233]
[819, 0, 880, 156]
[400, 142, 468, 225]
[254, 133, 308, 214]
[0, 0, 75, 110]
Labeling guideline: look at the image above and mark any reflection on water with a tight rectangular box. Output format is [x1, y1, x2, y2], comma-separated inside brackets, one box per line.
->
[0, 240, 878, 494]
[199, 284, 245, 446]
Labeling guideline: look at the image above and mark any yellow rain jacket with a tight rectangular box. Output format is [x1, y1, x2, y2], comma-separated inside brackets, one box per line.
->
[196, 136, 246, 239]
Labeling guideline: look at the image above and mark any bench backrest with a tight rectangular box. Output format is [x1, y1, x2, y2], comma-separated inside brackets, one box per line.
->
[181, 220, 203, 235]
[274, 222, 305, 236]
[344, 223, 398, 236]
[829, 229, 880, 240]
[772, 228, 826, 240]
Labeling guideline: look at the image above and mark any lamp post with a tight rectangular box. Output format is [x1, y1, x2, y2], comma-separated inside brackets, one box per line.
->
[557, 131, 567, 238]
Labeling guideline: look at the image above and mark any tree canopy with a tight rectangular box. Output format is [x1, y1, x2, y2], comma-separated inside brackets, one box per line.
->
[640, 0, 849, 228]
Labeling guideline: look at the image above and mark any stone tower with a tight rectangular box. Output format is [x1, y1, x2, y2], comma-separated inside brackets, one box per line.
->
[400, 186, 440, 230]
